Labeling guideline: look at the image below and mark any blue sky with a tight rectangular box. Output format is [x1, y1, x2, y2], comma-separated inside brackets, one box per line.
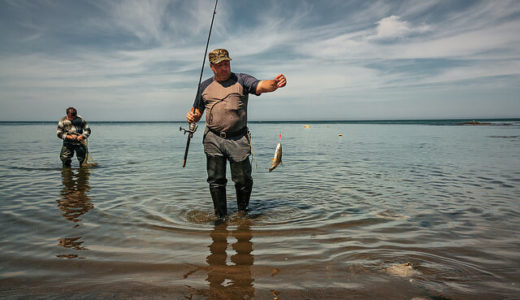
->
[0, 0, 519, 121]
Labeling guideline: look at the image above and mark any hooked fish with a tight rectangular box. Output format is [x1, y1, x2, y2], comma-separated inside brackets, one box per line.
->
[269, 134, 283, 172]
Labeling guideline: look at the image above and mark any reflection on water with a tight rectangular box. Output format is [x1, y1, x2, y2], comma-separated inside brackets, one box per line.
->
[207, 220, 254, 299]
[56, 167, 92, 259]
[186, 219, 255, 299]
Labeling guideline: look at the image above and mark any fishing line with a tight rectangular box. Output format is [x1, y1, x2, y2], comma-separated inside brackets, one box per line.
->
[192, 0, 218, 111]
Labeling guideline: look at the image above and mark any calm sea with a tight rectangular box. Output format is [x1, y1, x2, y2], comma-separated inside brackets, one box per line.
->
[1, 120, 519, 299]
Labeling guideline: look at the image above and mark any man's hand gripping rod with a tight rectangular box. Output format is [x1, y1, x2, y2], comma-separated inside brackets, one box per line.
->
[180, 122, 198, 168]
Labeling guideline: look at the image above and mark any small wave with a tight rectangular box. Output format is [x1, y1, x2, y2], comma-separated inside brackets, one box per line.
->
[185, 210, 217, 224]
[488, 135, 519, 139]
[371, 210, 409, 221]
[5, 165, 64, 171]
[3, 164, 102, 171]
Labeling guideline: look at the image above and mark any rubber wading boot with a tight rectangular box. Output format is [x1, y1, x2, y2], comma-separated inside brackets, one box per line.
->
[235, 185, 252, 212]
[210, 187, 227, 219]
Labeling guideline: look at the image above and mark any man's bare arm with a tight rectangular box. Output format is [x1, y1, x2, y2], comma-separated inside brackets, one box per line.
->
[256, 74, 287, 95]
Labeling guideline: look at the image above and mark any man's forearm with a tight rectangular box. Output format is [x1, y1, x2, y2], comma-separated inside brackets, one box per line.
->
[256, 80, 278, 94]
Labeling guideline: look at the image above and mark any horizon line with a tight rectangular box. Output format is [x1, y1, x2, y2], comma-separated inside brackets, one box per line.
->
[1, 117, 519, 123]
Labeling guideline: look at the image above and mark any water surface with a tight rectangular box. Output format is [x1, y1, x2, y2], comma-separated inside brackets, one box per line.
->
[1, 120, 519, 299]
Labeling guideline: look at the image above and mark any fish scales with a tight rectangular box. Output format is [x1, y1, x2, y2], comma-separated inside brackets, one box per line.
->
[269, 142, 282, 172]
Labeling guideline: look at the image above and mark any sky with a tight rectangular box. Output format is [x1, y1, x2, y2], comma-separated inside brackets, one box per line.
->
[0, 0, 519, 121]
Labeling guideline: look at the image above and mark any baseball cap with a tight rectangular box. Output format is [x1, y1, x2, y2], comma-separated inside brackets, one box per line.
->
[209, 48, 232, 64]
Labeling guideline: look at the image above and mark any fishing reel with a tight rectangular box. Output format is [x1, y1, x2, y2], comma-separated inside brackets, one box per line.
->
[179, 123, 198, 136]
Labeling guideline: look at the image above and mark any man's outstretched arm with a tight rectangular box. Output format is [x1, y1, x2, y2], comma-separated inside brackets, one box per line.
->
[256, 74, 287, 95]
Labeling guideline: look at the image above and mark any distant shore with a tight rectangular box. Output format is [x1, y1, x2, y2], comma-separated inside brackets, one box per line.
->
[0, 118, 519, 125]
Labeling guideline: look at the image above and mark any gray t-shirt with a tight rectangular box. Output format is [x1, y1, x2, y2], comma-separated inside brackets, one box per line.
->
[194, 72, 260, 133]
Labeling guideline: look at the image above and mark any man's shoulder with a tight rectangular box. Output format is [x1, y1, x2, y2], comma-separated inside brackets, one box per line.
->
[202, 76, 214, 84]
[59, 116, 68, 123]
[235, 73, 258, 83]
[235, 72, 252, 77]
[235, 72, 252, 78]
[235, 73, 260, 93]
[202, 77, 215, 86]
[200, 77, 215, 91]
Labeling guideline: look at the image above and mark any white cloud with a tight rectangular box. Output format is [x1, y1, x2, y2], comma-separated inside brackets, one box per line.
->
[373, 15, 431, 40]
[376, 15, 411, 39]
[417, 60, 520, 86]
[391, 19, 520, 59]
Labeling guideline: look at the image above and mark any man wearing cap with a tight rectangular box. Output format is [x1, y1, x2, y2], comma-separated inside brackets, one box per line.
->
[57, 107, 91, 167]
[186, 48, 286, 219]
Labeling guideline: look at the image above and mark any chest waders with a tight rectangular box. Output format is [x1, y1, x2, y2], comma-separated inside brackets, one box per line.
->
[60, 141, 86, 167]
[60, 118, 88, 167]
[206, 140, 253, 219]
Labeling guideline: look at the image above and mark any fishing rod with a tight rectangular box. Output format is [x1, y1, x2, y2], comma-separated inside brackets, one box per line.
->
[180, 0, 218, 168]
